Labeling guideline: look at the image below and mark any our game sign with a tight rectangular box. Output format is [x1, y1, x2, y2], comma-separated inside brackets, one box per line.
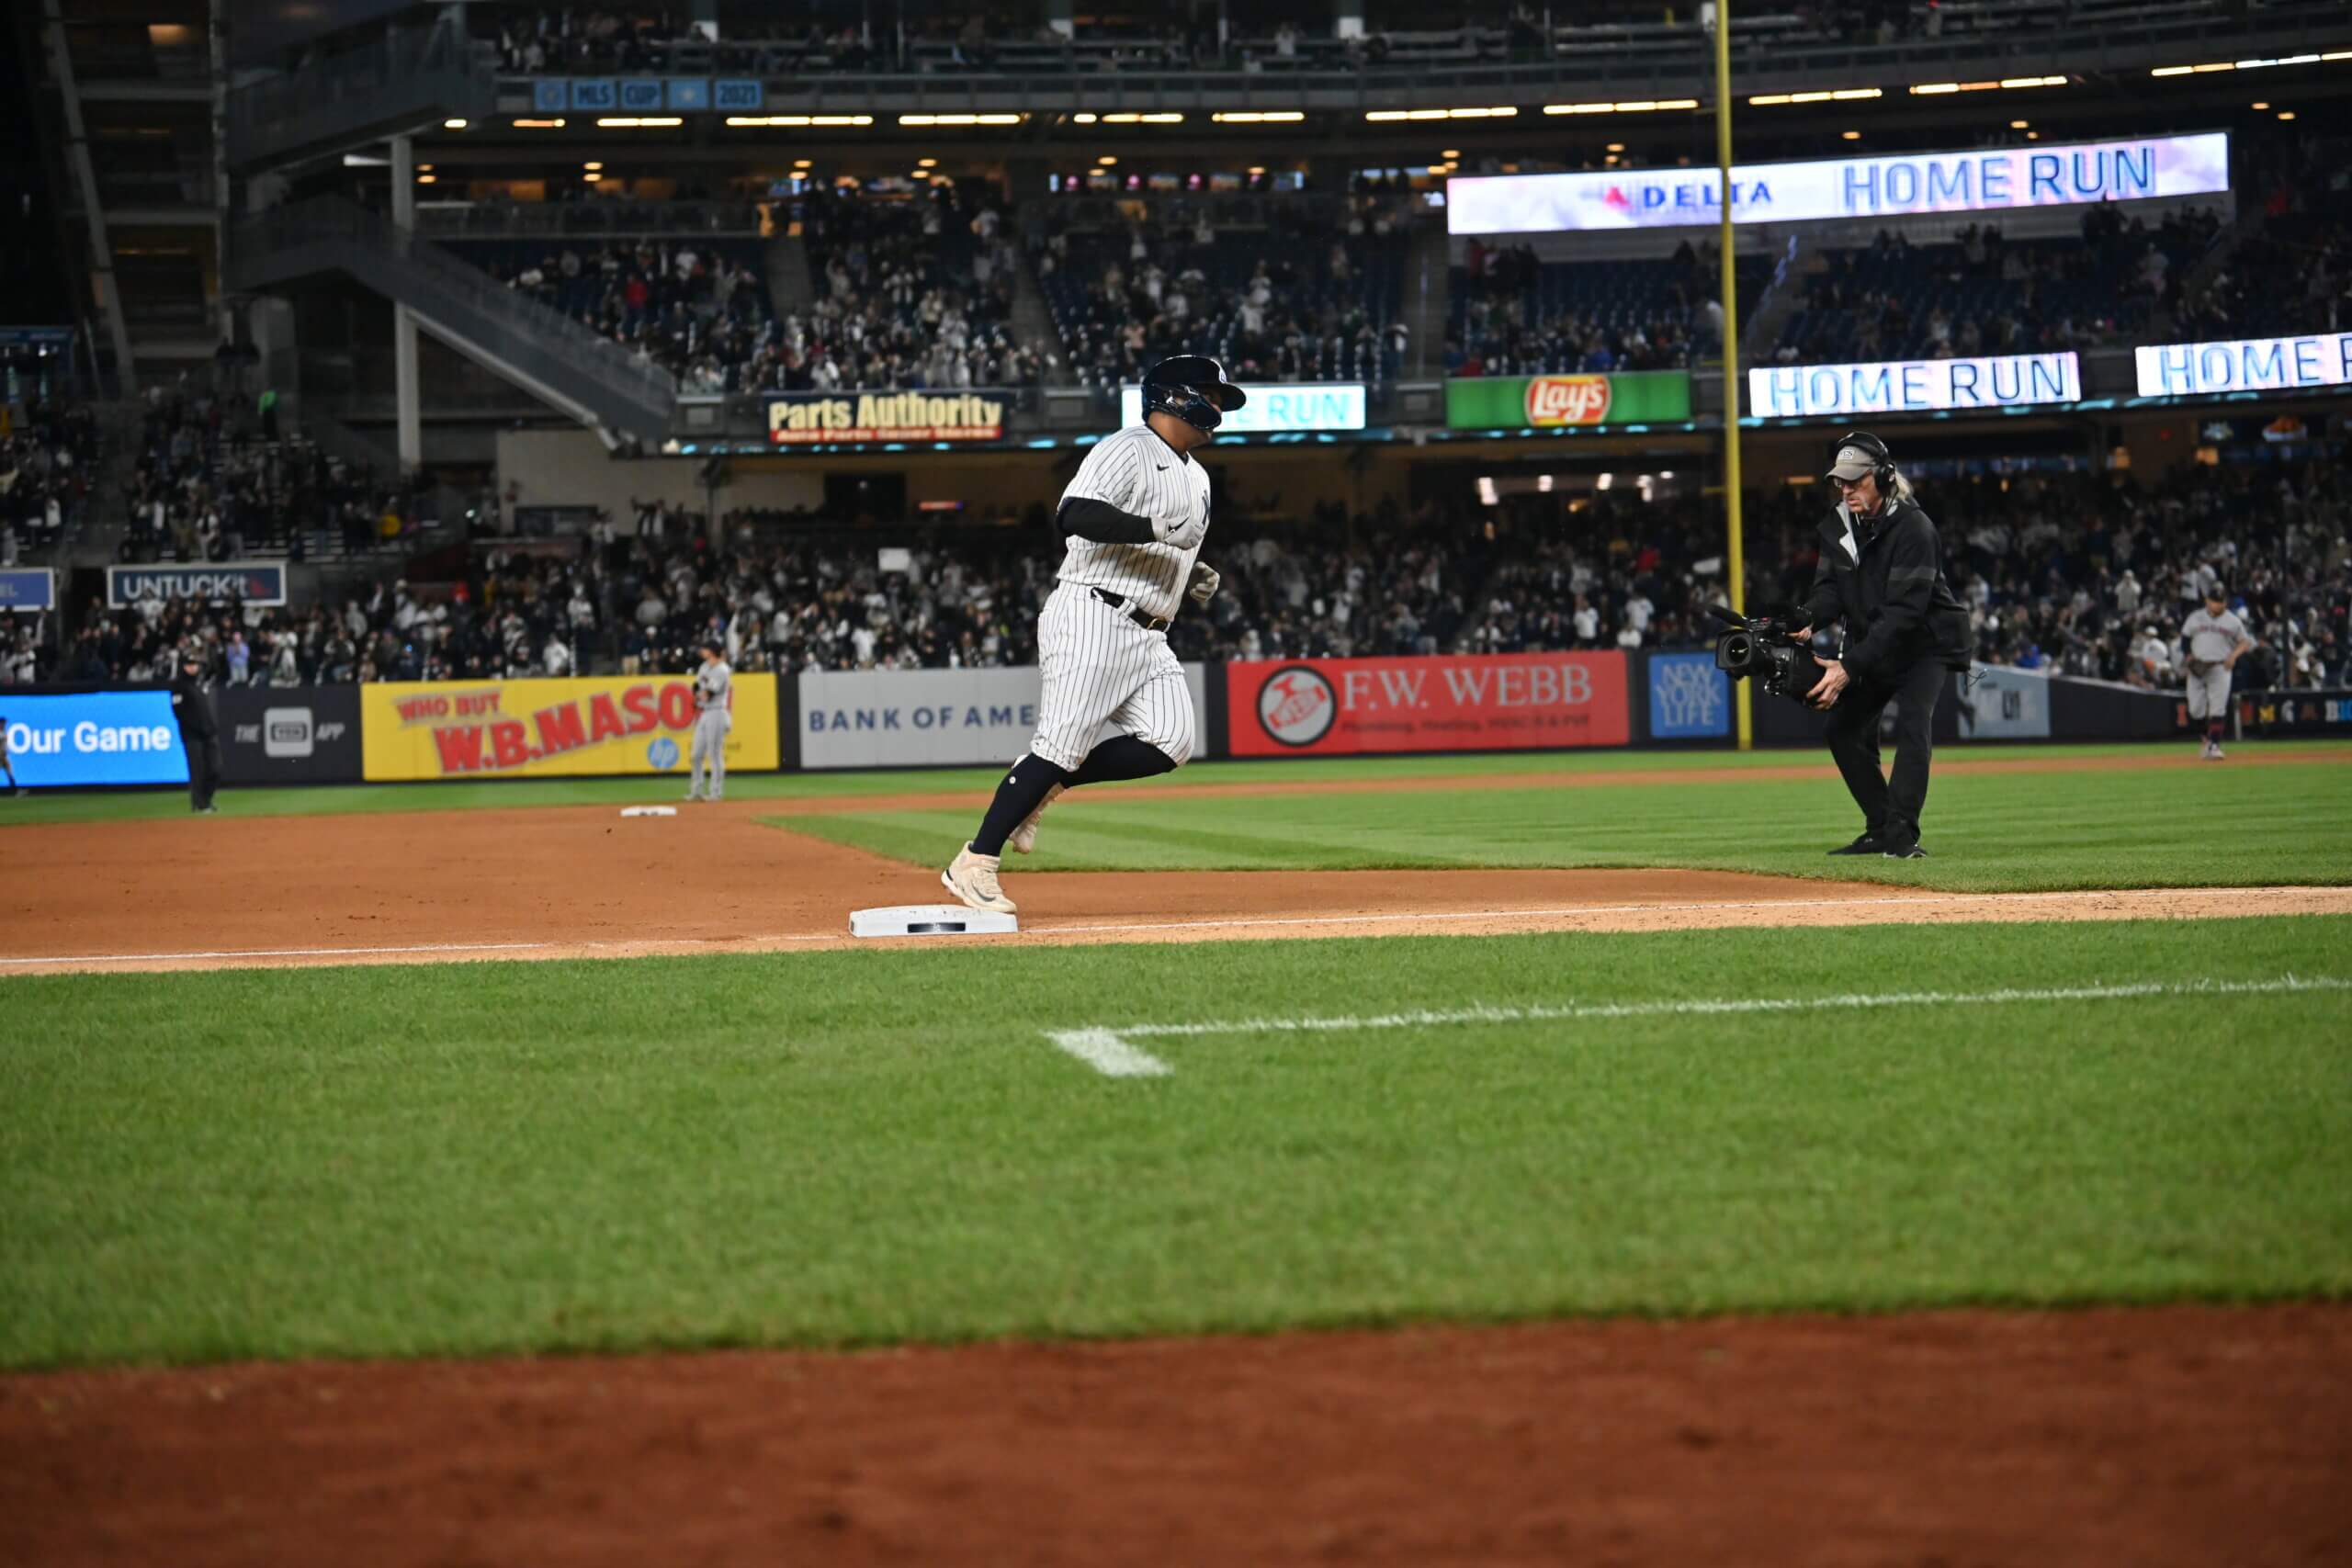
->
[1227, 652, 1630, 758]
[1444, 372, 1691, 430]
[360, 674, 778, 781]
[766, 391, 1008, 446]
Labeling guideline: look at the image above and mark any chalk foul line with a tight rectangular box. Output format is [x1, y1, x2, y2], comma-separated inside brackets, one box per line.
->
[1042, 974, 2350, 1077]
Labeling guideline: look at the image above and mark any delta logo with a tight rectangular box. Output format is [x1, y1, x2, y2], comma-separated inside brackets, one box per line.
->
[1525, 376, 1612, 425]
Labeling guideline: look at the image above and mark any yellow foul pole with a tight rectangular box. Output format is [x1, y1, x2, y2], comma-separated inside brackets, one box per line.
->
[1713, 2, 1751, 750]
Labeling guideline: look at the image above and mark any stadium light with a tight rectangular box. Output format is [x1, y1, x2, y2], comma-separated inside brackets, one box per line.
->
[1841, 130, 1860, 141]
[1539, 99, 1697, 116]
[2278, 110, 2298, 120]
[443, 118, 469, 130]
[727, 115, 875, 127]
[513, 118, 566, 129]
[416, 174, 435, 185]
[1748, 87, 1882, 106]
[598, 118, 684, 128]
[417, 163, 434, 172]
[899, 113, 1023, 125]
[2010, 119, 2029, 130]
[1605, 142, 1624, 152]
[2251, 101, 2268, 109]
[918, 157, 937, 167]
[1369, 107, 1520, 121]
[1097, 112, 1182, 123]
[1072, 112, 1098, 123]
[1908, 77, 2063, 95]
[2154, 52, 2345, 76]
[582, 161, 601, 171]
[1212, 111, 1306, 123]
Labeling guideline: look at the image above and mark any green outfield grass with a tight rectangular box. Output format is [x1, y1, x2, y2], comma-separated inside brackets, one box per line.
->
[5, 917, 2347, 1370]
[1, 739, 2342, 829]
[775, 743, 2352, 893]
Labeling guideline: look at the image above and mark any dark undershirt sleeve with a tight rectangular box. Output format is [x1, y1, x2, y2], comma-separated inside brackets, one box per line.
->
[1057, 496, 1157, 546]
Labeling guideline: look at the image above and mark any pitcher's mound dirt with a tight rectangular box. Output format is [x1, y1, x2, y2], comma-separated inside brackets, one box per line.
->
[4, 1305, 2346, 1567]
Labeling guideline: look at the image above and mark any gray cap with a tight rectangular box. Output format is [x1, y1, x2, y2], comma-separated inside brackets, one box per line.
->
[1825, 444, 1879, 482]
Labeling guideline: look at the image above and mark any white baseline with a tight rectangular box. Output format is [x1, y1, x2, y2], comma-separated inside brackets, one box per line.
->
[1042, 974, 2348, 1077]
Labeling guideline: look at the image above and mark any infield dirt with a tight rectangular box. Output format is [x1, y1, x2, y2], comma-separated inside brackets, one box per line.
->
[6, 1305, 2347, 1567]
[6, 760, 2352, 974]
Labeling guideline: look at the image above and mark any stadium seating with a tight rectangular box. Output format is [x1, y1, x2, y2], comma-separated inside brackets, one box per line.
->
[1778, 209, 2221, 363]
[448, 237, 774, 393]
[1037, 204, 1409, 391]
[0, 397, 98, 564]
[1448, 243, 1768, 376]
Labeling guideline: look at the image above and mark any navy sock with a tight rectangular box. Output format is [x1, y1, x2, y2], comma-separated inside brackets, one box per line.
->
[972, 753, 1070, 857]
[1068, 736, 1178, 787]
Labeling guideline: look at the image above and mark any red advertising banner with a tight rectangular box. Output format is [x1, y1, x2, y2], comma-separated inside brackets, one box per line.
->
[1226, 653, 1630, 757]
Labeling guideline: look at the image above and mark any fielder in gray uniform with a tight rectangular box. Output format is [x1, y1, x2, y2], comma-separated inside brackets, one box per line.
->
[685, 636, 733, 800]
[942, 354, 1243, 915]
[2178, 585, 2254, 760]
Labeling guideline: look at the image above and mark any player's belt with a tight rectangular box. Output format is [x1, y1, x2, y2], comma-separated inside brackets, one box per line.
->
[1078, 583, 1170, 634]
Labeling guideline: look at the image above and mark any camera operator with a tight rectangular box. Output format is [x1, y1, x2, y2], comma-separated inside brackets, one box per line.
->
[1790, 433, 1970, 859]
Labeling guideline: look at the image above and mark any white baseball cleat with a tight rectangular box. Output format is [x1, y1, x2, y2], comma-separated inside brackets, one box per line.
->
[2207, 743, 2225, 761]
[942, 842, 1016, 914]
[1008, 783, 1066, 855]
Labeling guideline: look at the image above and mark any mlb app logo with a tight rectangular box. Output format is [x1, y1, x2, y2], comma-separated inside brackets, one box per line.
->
[263, 707, 315, 759]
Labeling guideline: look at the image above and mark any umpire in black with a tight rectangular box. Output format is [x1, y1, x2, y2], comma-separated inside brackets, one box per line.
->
[170, 649, 223, 815]
[1791, 432, 1971, 859]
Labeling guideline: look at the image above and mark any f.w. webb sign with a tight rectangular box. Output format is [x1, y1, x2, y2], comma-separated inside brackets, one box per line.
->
[1227, 653, 1630, 757]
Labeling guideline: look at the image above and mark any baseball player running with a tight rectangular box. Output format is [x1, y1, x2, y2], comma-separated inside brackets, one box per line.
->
[941, 355, 1243, 914]
[2179, 584, 2254, 760]
[685, 636, 733, 800]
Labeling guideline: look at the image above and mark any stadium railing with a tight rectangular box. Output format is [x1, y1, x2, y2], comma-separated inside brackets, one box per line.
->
[228, 197, 681, 446]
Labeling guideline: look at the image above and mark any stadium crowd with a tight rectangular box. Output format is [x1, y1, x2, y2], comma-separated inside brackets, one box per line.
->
[121, 385, 434, 562]
[1036, 196, 1412, 391]
[30, 446, 2341, 697]
[1774, 206, 2224, 365]
[0, 395, 97, 563]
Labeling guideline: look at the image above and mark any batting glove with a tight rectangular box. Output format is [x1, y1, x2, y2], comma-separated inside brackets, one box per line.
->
[1187, 562, 1220, 607]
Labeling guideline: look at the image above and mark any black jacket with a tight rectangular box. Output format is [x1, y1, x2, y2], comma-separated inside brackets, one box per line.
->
[169, 678, 218, 741]
[1797, 496, 1972, 682]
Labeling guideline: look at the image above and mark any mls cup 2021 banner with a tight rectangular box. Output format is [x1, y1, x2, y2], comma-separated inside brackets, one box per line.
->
[1227, 653, 1629, 758]
[362, 675, 779, 781]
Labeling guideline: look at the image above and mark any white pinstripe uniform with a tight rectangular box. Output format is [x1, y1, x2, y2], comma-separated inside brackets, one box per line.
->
[1028, 423, 1209, 772]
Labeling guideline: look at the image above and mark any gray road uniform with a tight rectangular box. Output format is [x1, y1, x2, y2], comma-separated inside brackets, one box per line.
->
[687, 658, 732, 800]
[2178, 606, 2249, 720]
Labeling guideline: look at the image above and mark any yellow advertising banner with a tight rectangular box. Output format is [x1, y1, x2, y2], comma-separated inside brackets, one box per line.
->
[360, 674, 779, 782]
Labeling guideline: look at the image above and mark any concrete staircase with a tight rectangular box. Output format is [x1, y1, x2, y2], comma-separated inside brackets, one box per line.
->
[1398, 220, 1453, 378]
[1009, 245, 1073, 385]
[1737, 232, 1817, 373]
[765, 226, 816, 320]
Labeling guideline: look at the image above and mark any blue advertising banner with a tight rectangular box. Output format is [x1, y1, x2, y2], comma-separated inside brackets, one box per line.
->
[666, 78, 710, 109]
[618, 78, 664, 110]
[106, 562, 288, 608]
[568, 79, 617, 110]
[531, 78, 567, 113]
[0, 569, 56, 611]
[0, 692, 188, 787]
[1646, 651, 1730, 739]
[713, 78, 763, 110]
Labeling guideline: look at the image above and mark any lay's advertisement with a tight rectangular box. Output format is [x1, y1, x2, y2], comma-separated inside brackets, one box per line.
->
[361, 674, 778, 781]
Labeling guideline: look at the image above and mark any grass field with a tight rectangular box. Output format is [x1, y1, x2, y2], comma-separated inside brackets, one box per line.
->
[6, 916, 2348, 1371]
[773, 742, 2352, 892]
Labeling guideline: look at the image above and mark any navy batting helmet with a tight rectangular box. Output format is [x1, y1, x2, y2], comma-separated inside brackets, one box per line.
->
[1141, 355, 1246, 433]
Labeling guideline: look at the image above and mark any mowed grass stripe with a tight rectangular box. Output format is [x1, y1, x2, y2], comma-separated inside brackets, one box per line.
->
[4, 917, 2347, 1369]
[772, 754, 2352, 891]
[5, 739, 2345, 829]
